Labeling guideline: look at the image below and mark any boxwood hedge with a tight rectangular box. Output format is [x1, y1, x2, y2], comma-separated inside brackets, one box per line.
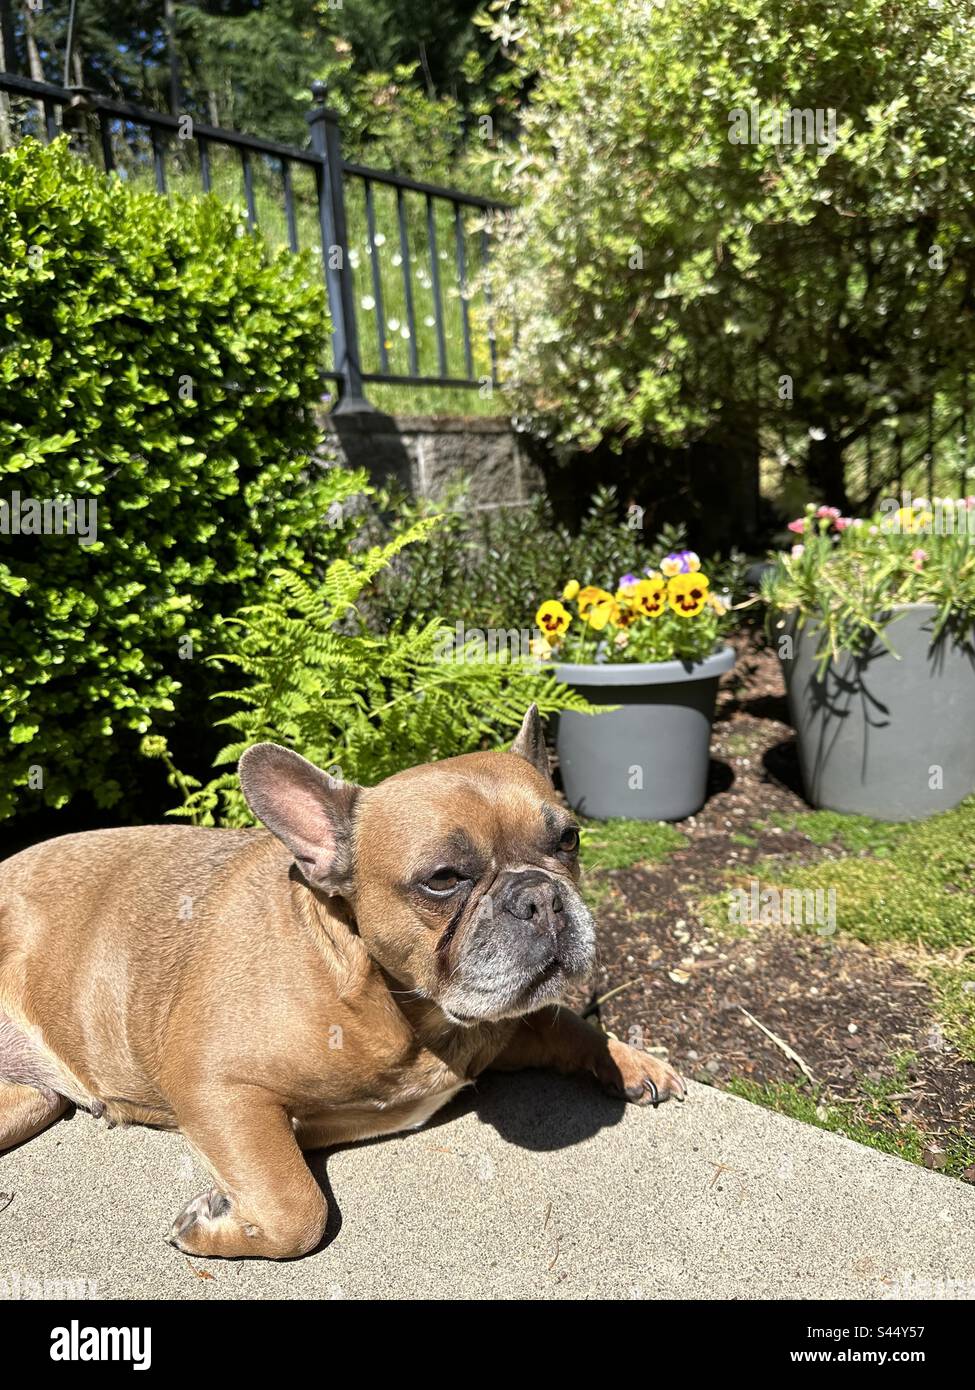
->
[0, 138, 335, 822]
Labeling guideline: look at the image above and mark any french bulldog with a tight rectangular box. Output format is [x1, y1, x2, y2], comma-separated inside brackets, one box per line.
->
[0, 706, 685, 1259]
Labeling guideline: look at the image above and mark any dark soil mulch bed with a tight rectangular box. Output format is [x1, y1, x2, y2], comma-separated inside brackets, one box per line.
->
[567, 628, 975, 1157]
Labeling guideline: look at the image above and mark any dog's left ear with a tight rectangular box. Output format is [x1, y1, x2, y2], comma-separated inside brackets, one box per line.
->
[238, 742, 360, 895]
[510, 704, 552, 784]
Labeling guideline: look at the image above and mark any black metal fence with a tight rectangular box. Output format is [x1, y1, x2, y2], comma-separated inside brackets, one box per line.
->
[752, 347, 974, 512]
[0, 71, 508, 412]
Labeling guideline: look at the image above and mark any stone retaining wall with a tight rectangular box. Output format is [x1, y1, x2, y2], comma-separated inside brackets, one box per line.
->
[321, 412, 544, 509]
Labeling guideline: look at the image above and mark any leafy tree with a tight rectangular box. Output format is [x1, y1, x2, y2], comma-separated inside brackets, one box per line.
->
[8, 1, 511, 175]
[487, 0, 975, 509]
[12, 1, 173, 102]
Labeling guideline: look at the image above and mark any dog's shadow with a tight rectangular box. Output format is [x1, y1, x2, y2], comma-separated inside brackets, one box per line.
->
[305, 1070, 628, 1252]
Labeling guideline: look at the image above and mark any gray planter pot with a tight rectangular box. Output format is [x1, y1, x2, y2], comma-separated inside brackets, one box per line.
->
[553, 645, 736, 821]
[781, 604, 975, 821]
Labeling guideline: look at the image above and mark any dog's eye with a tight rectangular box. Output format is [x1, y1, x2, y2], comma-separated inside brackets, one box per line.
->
[558, 827, 580, 854]
[424, 869, 465, 894]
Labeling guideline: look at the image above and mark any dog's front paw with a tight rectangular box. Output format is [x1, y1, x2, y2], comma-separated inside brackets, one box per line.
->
[595, 1038, 687, 1106]
[166, 1185, 326, 1260]
[167, 1187, 244, 1257]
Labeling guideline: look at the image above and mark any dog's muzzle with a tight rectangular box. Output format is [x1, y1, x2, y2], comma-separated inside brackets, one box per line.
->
[441, 867, 595, 1023]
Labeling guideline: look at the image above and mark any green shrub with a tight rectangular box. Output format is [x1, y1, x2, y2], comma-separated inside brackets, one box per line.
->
[0, 138, 339, 821]
[165, 514, 596, 825]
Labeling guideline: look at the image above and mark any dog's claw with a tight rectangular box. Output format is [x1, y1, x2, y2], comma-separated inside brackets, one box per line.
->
[598, 1039, 688, 1108]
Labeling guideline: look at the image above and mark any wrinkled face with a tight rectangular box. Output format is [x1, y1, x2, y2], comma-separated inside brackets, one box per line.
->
[352, 751, 596, 1025]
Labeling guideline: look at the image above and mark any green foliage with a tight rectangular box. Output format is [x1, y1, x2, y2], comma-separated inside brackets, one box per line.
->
[19, 1, 510, 180]
[706, 797, 975, 952]
[762, 503, 975, 668]
[486, 0, 975, 466]
[178, 2, 480, 178]
[168, 514, 598, 826]
[760, 857, 975, 954]
[762, 809, 905, 857]
[365, 482, 740, 631]
[925, 963, 975, 1064]
[0, 137, 337, 821]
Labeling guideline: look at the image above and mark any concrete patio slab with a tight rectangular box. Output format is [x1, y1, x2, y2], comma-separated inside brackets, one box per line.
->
[1, 1073, 973, 1301]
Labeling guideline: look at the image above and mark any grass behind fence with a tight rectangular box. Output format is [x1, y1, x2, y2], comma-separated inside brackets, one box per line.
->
[133, 126, 504, 418]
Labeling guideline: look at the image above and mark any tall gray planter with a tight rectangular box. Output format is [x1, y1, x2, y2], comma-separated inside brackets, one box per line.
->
[553, 646, 736, 821]
[781, 603, 975, 821]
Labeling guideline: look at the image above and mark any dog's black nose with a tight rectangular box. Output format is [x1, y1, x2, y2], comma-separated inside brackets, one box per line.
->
[503, 870, 566, 936]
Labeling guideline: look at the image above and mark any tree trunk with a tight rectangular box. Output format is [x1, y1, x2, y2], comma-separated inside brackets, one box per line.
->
[22, 2, 44, 81]
[163, 0, 180, 113]
[806, 434, 849, 511]
[0, 14, 13, 150]
[21, 2, 44, 128]
[0, 0, 16, 75]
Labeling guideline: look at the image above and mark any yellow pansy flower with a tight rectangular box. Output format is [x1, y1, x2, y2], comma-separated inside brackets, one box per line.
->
[535, 599, 571, 639]
[562, 579, 581, 601]
[631, 577, 667, 618]
[576, 585, 604, 610]
[667, 572, 710, 617]
[577, 585, 620, 630]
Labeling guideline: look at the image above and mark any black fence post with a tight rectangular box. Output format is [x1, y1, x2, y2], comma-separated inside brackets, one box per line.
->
[307, 81, 372, 412]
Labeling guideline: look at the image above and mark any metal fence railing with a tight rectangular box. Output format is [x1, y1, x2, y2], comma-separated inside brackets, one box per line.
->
[0, 71, 509, 412]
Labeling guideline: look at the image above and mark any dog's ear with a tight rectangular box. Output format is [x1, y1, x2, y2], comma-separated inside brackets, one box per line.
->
[510, 704, 552, 783]
[238, 743, 360, 895]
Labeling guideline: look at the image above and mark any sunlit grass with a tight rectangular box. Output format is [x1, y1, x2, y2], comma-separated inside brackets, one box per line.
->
[728, 1065, 975, 1179]
[95, 117, 506, 418]
[581, 817, 687, 873]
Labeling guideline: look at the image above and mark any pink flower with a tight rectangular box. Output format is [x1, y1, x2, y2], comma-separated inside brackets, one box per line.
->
[787, 518, 806, 534]
[791, 543, 805, 559]
[834, 517, 854, 531]
[816, 505, 841, 519]
[911, 548, 927, 570]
